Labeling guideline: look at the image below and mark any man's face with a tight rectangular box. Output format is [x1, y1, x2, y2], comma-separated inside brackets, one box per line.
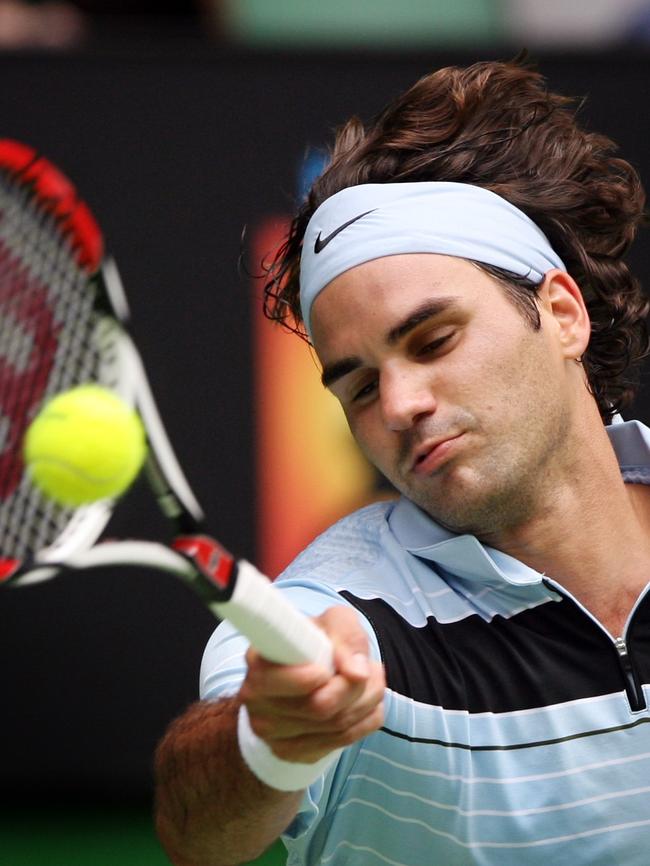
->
[310, 253, 577, 538]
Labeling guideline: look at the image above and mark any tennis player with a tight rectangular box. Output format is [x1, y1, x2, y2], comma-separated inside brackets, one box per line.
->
[155, 58, 650, 865]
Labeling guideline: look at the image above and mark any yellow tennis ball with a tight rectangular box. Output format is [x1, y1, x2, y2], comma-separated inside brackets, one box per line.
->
[23, 384, 146, 506]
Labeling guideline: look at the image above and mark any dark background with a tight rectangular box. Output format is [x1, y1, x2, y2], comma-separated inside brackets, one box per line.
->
[1, 42, 650, 802]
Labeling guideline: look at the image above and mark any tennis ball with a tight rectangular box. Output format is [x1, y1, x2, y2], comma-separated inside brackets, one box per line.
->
[23, 384, 146, 506]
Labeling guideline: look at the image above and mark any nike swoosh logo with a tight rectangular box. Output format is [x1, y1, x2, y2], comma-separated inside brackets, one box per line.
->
[314, 208, 377, 253]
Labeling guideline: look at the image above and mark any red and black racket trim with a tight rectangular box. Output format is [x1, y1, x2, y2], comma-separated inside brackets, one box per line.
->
[0, 139, 103, 272]
[173, 535, 239, 600]
[0, 558, 20, 582]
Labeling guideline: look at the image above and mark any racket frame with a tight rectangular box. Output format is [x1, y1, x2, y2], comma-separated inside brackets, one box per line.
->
[0, 142, 334, 670]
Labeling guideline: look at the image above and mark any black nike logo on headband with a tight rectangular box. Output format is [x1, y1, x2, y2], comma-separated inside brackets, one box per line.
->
[313, 209, 377, 253]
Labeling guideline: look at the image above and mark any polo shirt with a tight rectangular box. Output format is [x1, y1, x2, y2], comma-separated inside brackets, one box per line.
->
[200, 418, 650, 865]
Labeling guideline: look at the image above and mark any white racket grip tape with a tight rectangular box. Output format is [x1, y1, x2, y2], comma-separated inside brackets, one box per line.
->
[238, 704, 342, 791]
[213, 560, 334, 670]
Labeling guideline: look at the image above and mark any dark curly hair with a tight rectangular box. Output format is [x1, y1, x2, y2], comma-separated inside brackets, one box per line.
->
[263, 56, 649, 423]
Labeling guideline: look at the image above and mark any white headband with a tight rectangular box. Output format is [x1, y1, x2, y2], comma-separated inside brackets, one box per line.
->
[299, 182, 566, 336]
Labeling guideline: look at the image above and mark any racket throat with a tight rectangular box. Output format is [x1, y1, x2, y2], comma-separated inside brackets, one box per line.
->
[172, 534, 237, 599]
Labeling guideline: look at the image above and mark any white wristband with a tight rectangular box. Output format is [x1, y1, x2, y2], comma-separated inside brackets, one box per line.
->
[237, 705, 341, 792]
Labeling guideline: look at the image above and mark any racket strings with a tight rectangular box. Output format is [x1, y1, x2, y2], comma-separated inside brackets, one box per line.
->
[0, 167, 103, 560]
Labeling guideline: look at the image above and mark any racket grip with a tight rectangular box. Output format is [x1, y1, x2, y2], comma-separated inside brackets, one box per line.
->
[212, 560, 334, 671]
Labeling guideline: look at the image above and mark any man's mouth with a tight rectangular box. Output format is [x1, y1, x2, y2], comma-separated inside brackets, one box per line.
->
[412, 434, 465, 475]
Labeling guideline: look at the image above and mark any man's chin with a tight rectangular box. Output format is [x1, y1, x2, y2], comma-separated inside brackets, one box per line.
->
[408, 480, 508, 536]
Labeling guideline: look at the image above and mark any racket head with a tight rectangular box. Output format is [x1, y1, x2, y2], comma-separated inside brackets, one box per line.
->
[0, 140, 131, 575]
[0, 139, 205, 587]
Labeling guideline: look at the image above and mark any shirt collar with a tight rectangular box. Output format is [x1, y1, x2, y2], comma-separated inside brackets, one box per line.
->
[387, 419, 650, 587]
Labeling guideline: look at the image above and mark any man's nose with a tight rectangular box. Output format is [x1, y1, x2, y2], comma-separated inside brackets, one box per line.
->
[380, 366, 437, 431]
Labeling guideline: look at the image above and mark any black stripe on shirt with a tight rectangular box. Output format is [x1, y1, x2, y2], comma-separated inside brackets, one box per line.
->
[341, 590, 650, 714]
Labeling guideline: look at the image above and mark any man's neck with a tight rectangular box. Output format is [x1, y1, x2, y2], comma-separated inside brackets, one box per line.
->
[479, 424, 650, 635]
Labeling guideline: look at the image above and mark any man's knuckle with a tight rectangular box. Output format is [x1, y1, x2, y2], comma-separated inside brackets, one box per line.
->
[309, 693, 338, 721]
[339, 726, 362, 746]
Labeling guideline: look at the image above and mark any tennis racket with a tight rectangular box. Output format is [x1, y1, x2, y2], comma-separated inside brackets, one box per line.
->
[0, 139, 332, 670]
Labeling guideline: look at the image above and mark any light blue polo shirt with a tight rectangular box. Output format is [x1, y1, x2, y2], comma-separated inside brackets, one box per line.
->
[201, 419, 650, 865]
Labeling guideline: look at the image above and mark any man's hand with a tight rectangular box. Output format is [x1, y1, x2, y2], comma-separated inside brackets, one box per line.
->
[239, 606, 386, 764]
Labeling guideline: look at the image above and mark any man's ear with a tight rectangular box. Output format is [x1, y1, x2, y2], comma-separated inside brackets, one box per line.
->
[538, 269, 591, 360]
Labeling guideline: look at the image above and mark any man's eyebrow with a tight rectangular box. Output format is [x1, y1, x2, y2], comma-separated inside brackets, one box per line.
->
[320, 296, 462, 389]
[321, 356, 362, 389]
[386, 297, 461, 345]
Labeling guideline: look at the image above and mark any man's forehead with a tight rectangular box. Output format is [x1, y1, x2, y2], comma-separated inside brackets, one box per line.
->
[310, 253, 484, 335]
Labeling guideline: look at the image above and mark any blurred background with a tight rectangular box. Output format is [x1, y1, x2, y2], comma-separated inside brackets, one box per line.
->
[1, 2, 650, 865]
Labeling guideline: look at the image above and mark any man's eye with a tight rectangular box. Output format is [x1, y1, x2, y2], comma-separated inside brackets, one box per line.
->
[416, 332, 454, 357]
[352, 379, 378, 403]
